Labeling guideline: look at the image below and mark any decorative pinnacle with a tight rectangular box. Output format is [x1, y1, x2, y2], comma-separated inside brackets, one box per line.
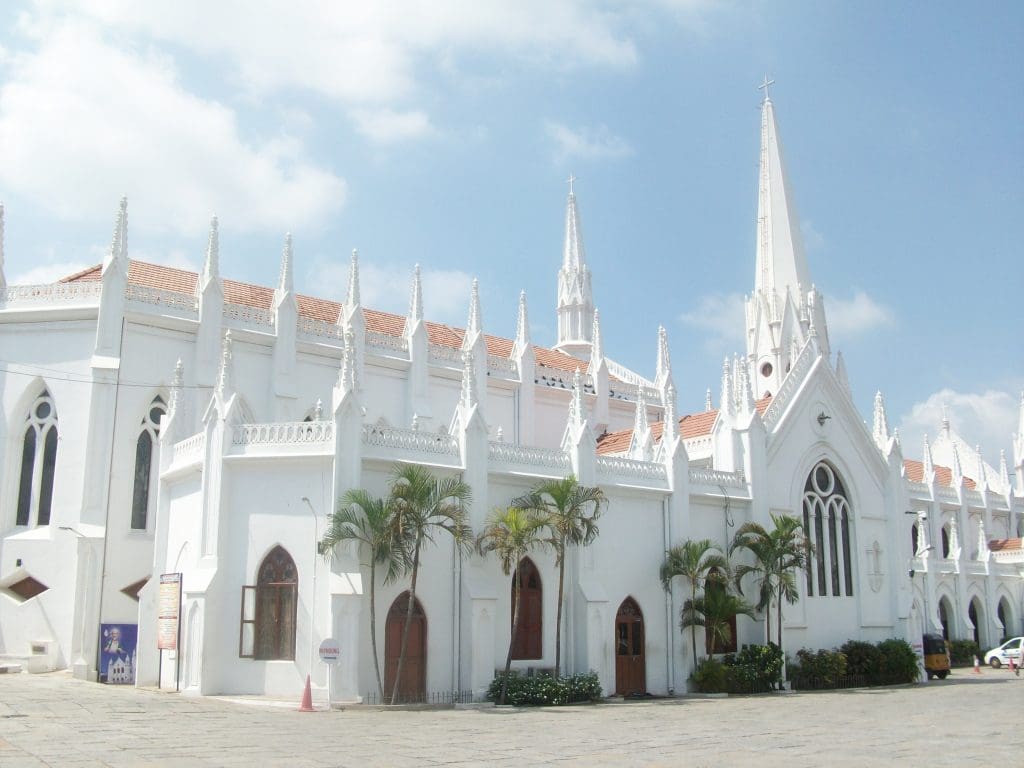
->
[461, 349, 478, 408]
[872, 391, 890, 446]
[975, 445, 986, 489]
[999, 450, 1009, 487]
[279, 233, 293, 293]
[941, 403, 950, 435]
[167, 358, 184, 419]
[634, 387, 650, 436]
[664, 383, 678, 441]
[339, 330, 356, 392]
[408, 264, 423, 321]
[106, 196, 128, 268]
[656, 325, 672, 382]
[347, 249, 361, 308]
[569, 367, 584, 425]
[720, 357, 734, 416]
[217, 331, 233, 395]
[515, 290, 530, 348]
[922, 434, 934, 476]
[202, 216, 219, 284]
[705, 388, 713, 412]
[466, 278, 482, 339]
[591, 309, 603, 361]
[314, 399, 323, 421]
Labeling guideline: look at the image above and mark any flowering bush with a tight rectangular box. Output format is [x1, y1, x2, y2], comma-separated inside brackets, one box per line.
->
[486, 671, 603, 706]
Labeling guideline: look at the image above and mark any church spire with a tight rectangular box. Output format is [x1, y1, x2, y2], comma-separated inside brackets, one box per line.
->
[200, 216, 219, 288]
[872, 391, 891, 449]
[555, 175, 594, 358]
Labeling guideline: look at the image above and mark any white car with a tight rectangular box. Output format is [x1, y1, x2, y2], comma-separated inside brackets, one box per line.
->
[984, 637, 1023, 669]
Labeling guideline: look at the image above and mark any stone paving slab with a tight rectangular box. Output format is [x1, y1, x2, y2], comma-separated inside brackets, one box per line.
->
[1, 671, 1022, 766]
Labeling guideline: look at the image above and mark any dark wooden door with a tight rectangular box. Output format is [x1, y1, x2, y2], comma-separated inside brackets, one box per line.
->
[512, 558, 542, 660]
[384, 592, 426, 703]
[615, 598, 646, 695]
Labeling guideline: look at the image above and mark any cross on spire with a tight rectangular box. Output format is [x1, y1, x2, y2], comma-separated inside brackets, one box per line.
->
[758, 75, 775, 102]
[567, 173, 577, 196]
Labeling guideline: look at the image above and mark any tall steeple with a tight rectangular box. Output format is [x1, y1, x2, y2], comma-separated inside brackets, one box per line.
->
[745, 82, 829, 399]
[555, 174, 594, 358]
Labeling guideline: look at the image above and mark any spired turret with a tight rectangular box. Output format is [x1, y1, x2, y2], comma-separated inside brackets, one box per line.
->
[554, 175, 595, 359]
[744, 82, 830, 398]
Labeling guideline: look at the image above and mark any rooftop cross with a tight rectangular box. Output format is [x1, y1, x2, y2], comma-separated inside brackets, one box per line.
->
[758, 75, 775, 102]
[567, 173, 577, 196]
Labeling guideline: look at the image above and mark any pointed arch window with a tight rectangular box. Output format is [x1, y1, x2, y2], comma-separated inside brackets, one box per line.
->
[802, 462, 854, 597]
[240, 546, 297, 660]
[511, 558, 543, 660]
[131, 397, 165, 530]
[16, 390, 59, 527]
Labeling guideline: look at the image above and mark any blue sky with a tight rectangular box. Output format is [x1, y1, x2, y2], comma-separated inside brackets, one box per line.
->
[1, 1, 1021, 460]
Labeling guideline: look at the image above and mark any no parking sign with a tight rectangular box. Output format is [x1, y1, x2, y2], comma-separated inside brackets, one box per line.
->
[319, 638, 341, 664]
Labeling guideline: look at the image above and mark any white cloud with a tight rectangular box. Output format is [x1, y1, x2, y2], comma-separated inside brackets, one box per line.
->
[899, 388, 1020, 457]
[12, 261, 90, 285]
[350, 108, 434, 145]
[545, 121, 633, 161]
[678, 292, 745, 352]
[0, 22, 346, 236]
[825, 291, 894, 336]
[306, 257, 472, 327]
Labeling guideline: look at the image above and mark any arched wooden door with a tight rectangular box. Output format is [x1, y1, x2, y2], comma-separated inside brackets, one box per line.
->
[511, 558, 542, 660]
[615, 597, 646, 696]
[384, 592, 427, 703]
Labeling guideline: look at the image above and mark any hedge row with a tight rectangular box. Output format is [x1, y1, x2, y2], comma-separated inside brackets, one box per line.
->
[693, 643, 784, 694]
[789, 638, 919, 689]
[486, 671, 603, 706]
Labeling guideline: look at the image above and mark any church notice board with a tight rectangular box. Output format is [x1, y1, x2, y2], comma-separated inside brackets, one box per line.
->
[158, 573, 182, 650]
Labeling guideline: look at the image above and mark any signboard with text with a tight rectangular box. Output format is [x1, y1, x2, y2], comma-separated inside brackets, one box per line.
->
[319, 638, 341, 664]
[157, 573, 182, 651]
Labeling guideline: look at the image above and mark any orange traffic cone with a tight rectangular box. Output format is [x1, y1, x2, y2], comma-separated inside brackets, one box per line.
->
[299, 674, 315, 712]
[973, 656, 981, 674]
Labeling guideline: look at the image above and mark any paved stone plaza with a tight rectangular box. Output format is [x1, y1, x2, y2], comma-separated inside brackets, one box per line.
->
[1, 671, 1021, 767]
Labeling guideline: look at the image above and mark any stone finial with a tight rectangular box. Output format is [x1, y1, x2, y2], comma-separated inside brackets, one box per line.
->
[974, 445, 987, 491]
[411, 413, 420, 431]
[663, 383, 678, 441]
[835, 350, 849, 392]
[339, 330, 356, 393]
[568, 367, 584, 426]
[656, 325, 672, 384]
[105, 196, 128, 270]
[922, 434, 934, 479]
[976, 518, 988, 560]
[915, 510, 930, 556]
[872, 391, 891, 448]
[950, 442, 963, 484]
[460, 349, 478, 408]
[201, 216, 219, 286]
[466, 278, 482, 341]
[217, 331, 233, 396]
[591, 308, 603, 362]
[634, 387, 650, 436]
[408, 264, 423, 322]
[347, 249, 361, 308]
[720, 357, 734, 417]
[999, 450, 1010, 489]
[167, 358, 184, 420]
[279, 233, 294, 294]
[0, 201, 6, 289]
[705, 388, 713, 413]
[893, 427, 901, 446]
[496, 425, 503, 442]
[314, 398, 323, 421]
[515, 290, 530, 349]
[940, 403, 951, 436]
[949, 516, 960, 559]
[739, 359, 755, 414]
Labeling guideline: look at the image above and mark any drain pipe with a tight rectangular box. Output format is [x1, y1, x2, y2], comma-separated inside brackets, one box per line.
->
[662, 495, 674, 695]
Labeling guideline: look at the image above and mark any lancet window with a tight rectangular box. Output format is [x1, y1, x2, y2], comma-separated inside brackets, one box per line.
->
[15, 390, 59, 527]
[801, 462, 854, 597]
[240, 546, 297, 660]
[131, 397, 165, 530]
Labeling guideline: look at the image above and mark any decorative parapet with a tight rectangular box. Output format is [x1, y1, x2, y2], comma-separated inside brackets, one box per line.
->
[297, 316, 345, 342]
[223, 302, 274, 329]
[126, 284, 199, 315]
[761, 339, 815, 430]
[683, 434, 714, 457]
[936, 486, 960, 502]
[362, 424, 460, 457]
[536, 364, 594, 392]
[905, 481, 931, 496]
[170, 432, 205, 467]
[607, 379, 660, 403]
[486, 355, 518, 377]
[605, 358, 654, 388]
[230, 421, 334, 453]
[688, 467, 747, 489]
[428, 343, 463, 366]
[962, 489, 983, 506]
[488, 441, 571, 473]
[366, 330, 409, 355]
[2, 281, 103, 307]
[596, 455, 668, 485]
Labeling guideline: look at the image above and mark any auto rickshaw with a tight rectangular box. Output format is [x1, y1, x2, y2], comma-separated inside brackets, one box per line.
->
[923, 633, 951, 680]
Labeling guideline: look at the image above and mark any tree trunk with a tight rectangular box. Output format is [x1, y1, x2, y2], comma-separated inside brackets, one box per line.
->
[764, 589, 772, 644]
[369, 561, 385, 703]
[690, 581, 698, 671]
[555, 538, 566, 677]
[777, 588, 784, 650]
[391, 539, 421, 704]
[502, 570, 522, 705]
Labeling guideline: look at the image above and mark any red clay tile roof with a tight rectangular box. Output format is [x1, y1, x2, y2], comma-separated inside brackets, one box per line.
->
[596, 396, 772, 455]
[903, 459, 977, 490]
[988, 538, 1022, 552]
[63, 260, 596, 372]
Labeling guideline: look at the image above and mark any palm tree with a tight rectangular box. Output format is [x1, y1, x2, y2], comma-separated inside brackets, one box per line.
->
[476, 506, 547, 704]
[514, 476, 605, 676]
[730, 513, 812, 650]
[318, 489, 405, 703]
[660, 539, 731, 670]
[681, 585, 755, 658]
[388, 463, 473, 704]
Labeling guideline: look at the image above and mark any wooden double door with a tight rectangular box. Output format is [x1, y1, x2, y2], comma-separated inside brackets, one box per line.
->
[615, 597, 646, 696]
[384, 592, 427, 703]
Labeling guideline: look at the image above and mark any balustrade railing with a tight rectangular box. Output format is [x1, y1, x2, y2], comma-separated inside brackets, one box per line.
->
[232, 421, 333, 446]
[688, 467, 747, 488]
[362, 424, 459, 455]
[3, 281, 104, 305]
[595, 455, 667, 482]
[223, 302, 274, 328]
[428, 344, 464, 365]
[297, 316, 345, 341]
[126, 284, 199, 313]
[486, 355, 518, 375]
[171, 432, 205, 463]
[488, 441, 571, 471]
[366, 330, 409, 354]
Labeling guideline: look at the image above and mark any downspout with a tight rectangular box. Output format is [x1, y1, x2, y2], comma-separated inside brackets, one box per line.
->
[662, 495, 674, 694]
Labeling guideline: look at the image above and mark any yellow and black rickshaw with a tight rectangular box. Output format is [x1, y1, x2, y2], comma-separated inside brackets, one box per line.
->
[923, 634, 951, 680]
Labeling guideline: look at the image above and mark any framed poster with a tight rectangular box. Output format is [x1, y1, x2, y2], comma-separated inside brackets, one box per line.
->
[99, 623, 138, 684]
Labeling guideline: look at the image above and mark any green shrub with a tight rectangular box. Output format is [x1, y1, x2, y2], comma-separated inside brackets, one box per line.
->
[794, 648, 848, 680]
[876, 638, 919, 684]
[948, 640, 980, 666]
[840, 640, 883, 678]
[692, 658, 728, 693]
[724, 643, 784, 690]
[486, 671, 602, 706]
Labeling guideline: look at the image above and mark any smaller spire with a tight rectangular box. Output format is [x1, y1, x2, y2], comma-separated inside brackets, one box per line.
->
[739, 359, 755, 414]
[338, 330, 356, 393]
[948, 516, 960, 559]
[408, 264, 423, 322]
[705, 388, 713, 412]
[104, 196, 128, 270]
[465, 278, 482, 341]
[0, 201, 6, 289]
[568, 368, 584, 427]
[835, 350, 849, 392]
[656, 325, 672, 388]
[893, 427, 901, 447]
[940, 403, 950, 436]
[278, 233, 293, 294]
[720, 358, 734, 418]
[347, 249, 361, 308]
[590, 309, 603, 362]
[975, 445, 987, 491]
[217, 331, 233, 396]
[515, 290, 530, 349]
[999, 450, 1010, 489]
[634, 387, 650, 436]
[976, 518, 988, 559]
[460, 349, 478, 409]
[201, 216, 219, 286]
[950, 442, 963, 485]
[314, 399, 323, 421]
[872, 391, 891, 448]
[922, 434, 934, 479]
[167, 358, 184, 420]
[663, 383, 678, 442]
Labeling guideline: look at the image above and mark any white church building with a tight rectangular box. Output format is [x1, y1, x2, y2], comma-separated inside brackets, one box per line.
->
[1, 93, 1022, 700]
